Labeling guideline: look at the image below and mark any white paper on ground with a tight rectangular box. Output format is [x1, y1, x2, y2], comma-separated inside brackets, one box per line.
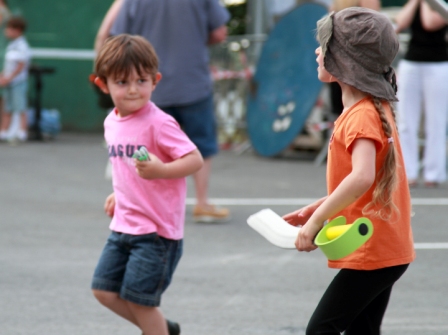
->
[247, 208, 300, 249]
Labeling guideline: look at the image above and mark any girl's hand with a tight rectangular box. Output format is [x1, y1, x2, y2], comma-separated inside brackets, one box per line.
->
[134, 153, 166, 179]
[104, 193, 115, 217]
[283, 197, 326, 227]
[283, 205, 316, 227]
[295, 217, 323, 252]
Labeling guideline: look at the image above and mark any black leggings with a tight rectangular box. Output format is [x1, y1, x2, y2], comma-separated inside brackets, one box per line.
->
[306, 264, 409, 335]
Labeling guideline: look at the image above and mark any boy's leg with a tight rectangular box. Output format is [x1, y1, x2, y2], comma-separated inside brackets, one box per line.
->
[120, 233, 182, 333]
[0, 92, 11, 138]
[0, 111, 11, 134]
[0, 89, 9, 134]
[92, 290, 180, 334]
[92, 289, 139, 325]
[0, 87, 11, 140]
[14, 82, 29, 140]
[127, 302, 168, 335]
[18, 111, 28, 141]
[20, 111, 27, 131]
[92, 232, 182, 333]
[92, 232, 135, 321]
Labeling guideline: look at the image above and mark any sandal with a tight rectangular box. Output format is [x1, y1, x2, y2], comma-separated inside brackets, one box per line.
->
[408, 180, 418, 188]
[424, 181, 438, 188]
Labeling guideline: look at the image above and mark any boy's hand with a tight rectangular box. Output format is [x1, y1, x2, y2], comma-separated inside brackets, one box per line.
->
[134, 153, 167, 179]
[132, 146, 150, 161]
[104, 193, 116, 217]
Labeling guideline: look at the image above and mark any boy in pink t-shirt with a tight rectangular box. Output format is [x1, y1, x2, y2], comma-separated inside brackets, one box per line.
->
[91, 34, 203, 335]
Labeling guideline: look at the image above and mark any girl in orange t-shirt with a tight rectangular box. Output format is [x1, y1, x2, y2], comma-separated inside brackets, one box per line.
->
[283, 8, 415, 335]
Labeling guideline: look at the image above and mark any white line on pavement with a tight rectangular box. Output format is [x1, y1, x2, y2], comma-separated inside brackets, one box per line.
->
[186, 198, 448, 206]
[414, 243, 448, 249]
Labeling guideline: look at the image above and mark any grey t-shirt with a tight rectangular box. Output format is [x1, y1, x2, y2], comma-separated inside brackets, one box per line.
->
[111, 0, 230, 107]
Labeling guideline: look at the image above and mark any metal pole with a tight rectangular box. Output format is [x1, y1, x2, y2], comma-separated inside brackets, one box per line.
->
[247, 0, 266, 35]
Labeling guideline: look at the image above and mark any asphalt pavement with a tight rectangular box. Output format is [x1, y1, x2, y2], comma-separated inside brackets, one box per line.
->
[1, 133, 448, 335]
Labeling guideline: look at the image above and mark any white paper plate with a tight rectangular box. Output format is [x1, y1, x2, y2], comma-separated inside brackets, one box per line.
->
[247, 208, 300, 249]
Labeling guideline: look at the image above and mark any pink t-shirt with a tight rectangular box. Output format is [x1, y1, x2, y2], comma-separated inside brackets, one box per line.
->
[104, 101, 197, 239]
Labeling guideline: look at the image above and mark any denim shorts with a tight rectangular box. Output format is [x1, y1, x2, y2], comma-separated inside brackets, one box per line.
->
[3, 81, 28, 114]
[160, 94, 218, 159]
[91, 231, 183, 307]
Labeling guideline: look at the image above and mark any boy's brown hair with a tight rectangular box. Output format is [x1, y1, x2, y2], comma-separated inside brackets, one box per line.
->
[95, 34, 159, 82]
[7, 16, 27, 33]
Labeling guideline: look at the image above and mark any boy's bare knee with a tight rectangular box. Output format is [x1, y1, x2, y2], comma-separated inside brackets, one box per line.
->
[126, 300, 156, 312]
[92, 289, 119, 306]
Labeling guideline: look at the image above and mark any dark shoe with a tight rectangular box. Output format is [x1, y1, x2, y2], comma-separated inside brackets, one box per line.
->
[167, 319, 181, 335]
[141, 319, 180, 335]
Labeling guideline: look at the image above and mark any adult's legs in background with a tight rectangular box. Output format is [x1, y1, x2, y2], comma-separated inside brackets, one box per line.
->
[194, 157, 212, 208]
[161, 96, 230, 222]
[397, 60, 423, 183]
[421, 61, 448, 184]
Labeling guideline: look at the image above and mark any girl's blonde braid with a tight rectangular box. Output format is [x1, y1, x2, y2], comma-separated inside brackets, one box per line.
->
[363, 98, 398, 220]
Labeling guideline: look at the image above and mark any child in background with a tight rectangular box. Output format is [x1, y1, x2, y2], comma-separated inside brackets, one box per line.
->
[0, 0, 10, 127]
[283, 8, 415, 335]
[0, 16, 31, 142]
[0, 0, 10, 67]
[91, 34, 203, 335]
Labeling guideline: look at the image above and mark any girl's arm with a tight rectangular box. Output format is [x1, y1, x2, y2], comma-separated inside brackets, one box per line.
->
[283, 196, 328, 227]
[295, 138, 377, 251]
[135, 149, 204, 180]
[420, 1, 447, 31]
[395, 0, 421, 33]
[94, 0, 124, 53]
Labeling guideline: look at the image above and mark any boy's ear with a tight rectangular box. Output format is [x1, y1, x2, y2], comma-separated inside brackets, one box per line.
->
[154, 72, 162, 85]
[94, 77, 109, 94]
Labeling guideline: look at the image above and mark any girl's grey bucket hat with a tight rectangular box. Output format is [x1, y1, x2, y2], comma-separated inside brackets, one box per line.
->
[317, 7, 399, 101]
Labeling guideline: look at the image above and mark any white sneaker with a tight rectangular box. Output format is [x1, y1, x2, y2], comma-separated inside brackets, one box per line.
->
[0, 131, 9, 141]
[17, 130, 27, 142]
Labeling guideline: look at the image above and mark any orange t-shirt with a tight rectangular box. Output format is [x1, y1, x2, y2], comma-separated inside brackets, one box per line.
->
[326, 97, 415, 270]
